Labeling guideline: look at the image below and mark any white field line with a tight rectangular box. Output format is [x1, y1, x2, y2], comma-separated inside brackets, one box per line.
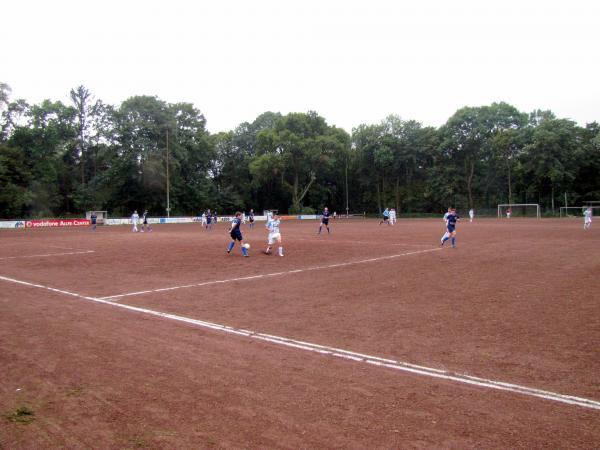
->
[1, 273, 599, 411]
[0, 250, 95, 261]
[99, 247, 443, 300]
[290, 238, 434, 247]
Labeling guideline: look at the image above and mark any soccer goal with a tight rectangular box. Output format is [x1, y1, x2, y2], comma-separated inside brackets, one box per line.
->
[497, 204, 540, 219]
[560, 206, 600, 218]
[86, 210, 108, 224]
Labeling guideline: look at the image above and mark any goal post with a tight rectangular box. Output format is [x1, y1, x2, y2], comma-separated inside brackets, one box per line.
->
[560, 206, 600, 218]
[497, 204, 540, 219]
[86, 210, 108, 224]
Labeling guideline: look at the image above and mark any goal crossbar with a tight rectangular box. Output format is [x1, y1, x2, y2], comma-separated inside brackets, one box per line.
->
[560, 206, 600, 218]
[497, 204, 541, 219]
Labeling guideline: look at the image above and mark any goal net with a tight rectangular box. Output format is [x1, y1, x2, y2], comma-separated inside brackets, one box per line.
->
[560, 206, 600, 218]
[86, 210, 108, 224]
[497, 204, 540, 219]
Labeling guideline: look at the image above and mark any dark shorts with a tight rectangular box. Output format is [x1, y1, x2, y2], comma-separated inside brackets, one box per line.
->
[143, 219, 148, 225]
[207, 218, 212, 224]
[230, 230, 243, 241]
[249, 218, 254, 222]
[383, 216, 389, 221]
[447, 225, 456, 233]
[322, 219, 329, 225]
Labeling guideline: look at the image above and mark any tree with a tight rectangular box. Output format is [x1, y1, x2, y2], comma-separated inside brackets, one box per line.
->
[254, 112, 346, 213]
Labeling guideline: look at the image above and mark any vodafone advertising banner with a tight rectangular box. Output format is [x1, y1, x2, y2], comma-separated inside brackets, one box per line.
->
[25, 219, 90, 228]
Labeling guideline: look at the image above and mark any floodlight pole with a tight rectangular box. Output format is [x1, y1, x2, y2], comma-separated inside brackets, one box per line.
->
[166, 129, 170, 218]
[345, 156, 349, 218]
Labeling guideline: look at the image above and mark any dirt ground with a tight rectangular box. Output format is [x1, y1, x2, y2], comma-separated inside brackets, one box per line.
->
[1, 218, 599, 449]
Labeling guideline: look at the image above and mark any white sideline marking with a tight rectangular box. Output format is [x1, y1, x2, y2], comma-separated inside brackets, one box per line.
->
[0, 250, 95, 261]
[99, 247, 443, 300]
[0, 273, 599, 411]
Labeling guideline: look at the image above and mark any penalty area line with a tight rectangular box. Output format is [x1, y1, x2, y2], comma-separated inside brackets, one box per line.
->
[0, 250, 95, 261]
[99, 247, 443, 300]
[0, 272, 599, 411]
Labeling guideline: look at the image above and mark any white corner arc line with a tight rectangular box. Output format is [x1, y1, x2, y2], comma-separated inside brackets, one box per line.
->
[1, 274, 599, 411]
[0, 250, 95, 261]
[99, 247, 443, 300]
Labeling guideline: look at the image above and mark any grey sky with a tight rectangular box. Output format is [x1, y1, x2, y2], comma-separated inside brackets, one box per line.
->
[3, 0, 599, 133]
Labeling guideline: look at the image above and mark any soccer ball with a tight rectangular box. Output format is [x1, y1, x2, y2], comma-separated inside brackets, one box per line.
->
[243, 243, 250, 249]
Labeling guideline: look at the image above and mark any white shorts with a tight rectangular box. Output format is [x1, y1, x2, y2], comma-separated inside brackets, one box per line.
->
[585, 218, 592, 224]
[268, 232, 281, 245]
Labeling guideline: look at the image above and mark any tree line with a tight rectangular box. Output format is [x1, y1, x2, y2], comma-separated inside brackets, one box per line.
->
[1, 82, 599, 219]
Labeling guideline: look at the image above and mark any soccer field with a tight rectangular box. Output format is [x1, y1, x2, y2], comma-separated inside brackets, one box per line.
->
[1, 218, 599, 448]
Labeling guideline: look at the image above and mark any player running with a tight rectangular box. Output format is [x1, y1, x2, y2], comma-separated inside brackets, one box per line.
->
[131, 210, 139, 232]
[584, 207, 592, 230]
[141, 210, 152, 232]
[379, 208, 390, 225]
[318, 207, 331, 234]
[264, 213, 283, 256]
[227, 212, 249, 257]
[441, 208, 459, 248]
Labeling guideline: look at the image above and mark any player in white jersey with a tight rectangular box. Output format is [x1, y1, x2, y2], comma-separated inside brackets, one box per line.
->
[264, 213, 284, 256]
[440, 207, 451, 244]
[584, 207, 592, 230]
[389, 208, 397, 225]
[469, 208, 474, 222]
[131, 210, 139, 232]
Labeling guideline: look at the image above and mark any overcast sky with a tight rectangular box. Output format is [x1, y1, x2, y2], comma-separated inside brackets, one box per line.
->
[2, 0, 599, 133]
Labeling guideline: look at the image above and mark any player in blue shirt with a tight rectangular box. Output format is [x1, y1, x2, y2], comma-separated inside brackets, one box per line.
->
[90, 212, 97, 231]
[227, 212, 249, 257]
[205, 209, 212, 230]
[318, 207, 331, 234]
[379, 208, 390, 225]
[441, 208, 459, 248]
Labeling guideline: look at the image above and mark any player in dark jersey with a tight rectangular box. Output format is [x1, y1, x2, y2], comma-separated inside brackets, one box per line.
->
[90, 212, 97, 231]
[205, 209, 212, 230]
[441, 208, 459, 248]
[248, 209, 255, 229]
[227, 212, 249, 257]
[141, 210, 152, 232]
[318, 207, 331, 234]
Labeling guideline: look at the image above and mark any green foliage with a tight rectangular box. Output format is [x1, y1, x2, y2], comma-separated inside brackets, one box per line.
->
[0, 81, 597, 218]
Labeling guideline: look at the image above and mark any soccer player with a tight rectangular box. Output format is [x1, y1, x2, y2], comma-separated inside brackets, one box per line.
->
[318, 207, 331, 234]
[440, 208, 451, 244]
[584, 207, 592, 230]
[213, 211, 218, 227]
[506, 207, 512, 219]
[227, 212, 249, 257]
[379, 208, 390, 225]
[389, 208, 397, 225]
[205, 209, 212, 230]
[441, 208, 459, 248]
[90, 212, 97, 231]
[469, 208, 474, 222]
[131, 210, 139, 232]
[141, 210, 152, 232]
[264, 213, 283, 256]
[201, 211, 207, 227]
[248, 209, 255, 229]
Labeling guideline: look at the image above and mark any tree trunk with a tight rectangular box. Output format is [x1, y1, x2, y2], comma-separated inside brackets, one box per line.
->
[507, 162, 512, 204]
[395, 177, 400, 213]
[376, 176, 382, 213]
[467, 160, 475, 209]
